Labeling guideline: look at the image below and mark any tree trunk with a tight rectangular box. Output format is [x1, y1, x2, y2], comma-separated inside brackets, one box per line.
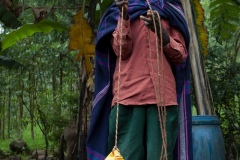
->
[52, 68, 57, 104]
[0, 95, 5, 139]
[59, 52, 63, 114]
[87, 0, 97, 30]
[18, 78, 24, 138]
[7, 87, 11, 139]
[0, 90, 2, 139]
[233, 31, 240, 62]
[0, 120, 1, 138]
[1, 117, 5, 139]
[29, 70, 35, 139]
[36, 105, 49, 159]
[180, 0, 214, 115]
[1, 90, 6, 139]
[77, 61, 87, 160]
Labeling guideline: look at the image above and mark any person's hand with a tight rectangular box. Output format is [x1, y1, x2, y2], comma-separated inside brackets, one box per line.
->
[140, 10, 170, 46]
[115, 0, 129, 20]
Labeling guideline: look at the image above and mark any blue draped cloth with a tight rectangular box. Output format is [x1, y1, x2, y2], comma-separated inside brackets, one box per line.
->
[87, 0, 192, 159]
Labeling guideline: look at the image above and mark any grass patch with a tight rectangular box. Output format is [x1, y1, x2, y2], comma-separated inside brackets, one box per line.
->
[0, 124, 45, 152]
[22, 125, 45, 150]
[0, 139, 12, 152]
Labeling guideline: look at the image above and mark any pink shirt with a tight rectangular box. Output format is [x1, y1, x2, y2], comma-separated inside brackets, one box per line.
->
[111, 17, 187, 107]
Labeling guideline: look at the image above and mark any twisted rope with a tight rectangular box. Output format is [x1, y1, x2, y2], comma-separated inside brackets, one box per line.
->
[114, 7, 124, 150]
[145, 1, 168, 159]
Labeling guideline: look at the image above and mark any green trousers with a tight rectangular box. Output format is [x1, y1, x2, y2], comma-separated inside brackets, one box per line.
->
[108, 104, 178, 160]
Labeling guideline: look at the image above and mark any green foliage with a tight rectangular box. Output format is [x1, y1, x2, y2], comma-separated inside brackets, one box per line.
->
[0, 56, 23, 69]
[206, 32, 240, 159]
[0, 5, 79, 154]
[208, 29, 240, 160]
[0, 20, 68, 52]
[209, 0, 240, 43]
[0, 6, 22, 29]
[202, 0, 240, 158]
[47, 114, 74, 147]
[22, 125, 46, 150]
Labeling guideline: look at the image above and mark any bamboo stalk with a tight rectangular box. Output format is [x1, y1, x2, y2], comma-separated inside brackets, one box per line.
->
[181, 0, 213, 115]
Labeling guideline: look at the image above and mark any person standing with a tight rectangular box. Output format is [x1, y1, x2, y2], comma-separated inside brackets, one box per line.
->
[87, 0, 192, 160]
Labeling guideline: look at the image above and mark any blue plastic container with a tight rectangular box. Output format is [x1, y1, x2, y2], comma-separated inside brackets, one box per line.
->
[192, 115, 225, 160]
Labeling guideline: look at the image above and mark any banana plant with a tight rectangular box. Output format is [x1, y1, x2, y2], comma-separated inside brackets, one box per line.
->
[0, 20, 67, 53]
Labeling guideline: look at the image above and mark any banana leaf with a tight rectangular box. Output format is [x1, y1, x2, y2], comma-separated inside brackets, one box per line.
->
[0, 20, 68, 52]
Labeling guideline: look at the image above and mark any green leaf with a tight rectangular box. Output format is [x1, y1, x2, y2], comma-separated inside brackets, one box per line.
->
[0, 56, 23, 69]
[0, 20, 68, 52]
[0, 6, 22, 29]
[209, 0, 240, 42]
[209, 0, 225, 9]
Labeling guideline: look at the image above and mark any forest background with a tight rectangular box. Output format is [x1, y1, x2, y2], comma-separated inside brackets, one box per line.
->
[0, 0, 239, 159]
